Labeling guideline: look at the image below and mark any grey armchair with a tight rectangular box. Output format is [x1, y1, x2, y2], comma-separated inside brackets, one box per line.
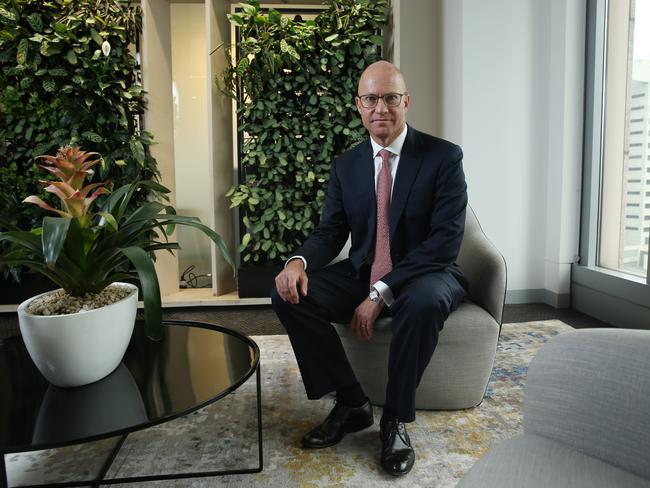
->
[457, 328, 650, 488]
[332, 206, 507, 409]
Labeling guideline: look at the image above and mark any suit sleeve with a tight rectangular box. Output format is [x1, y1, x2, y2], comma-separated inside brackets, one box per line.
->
[292, 157, 350, 270]
[381, 145, 467, 295]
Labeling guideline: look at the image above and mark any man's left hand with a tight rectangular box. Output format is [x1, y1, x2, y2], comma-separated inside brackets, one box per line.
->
[350, 299, 383, 341]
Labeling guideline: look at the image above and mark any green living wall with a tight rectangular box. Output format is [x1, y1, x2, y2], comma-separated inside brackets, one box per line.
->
[220, 0, 389, 266]
[0, 0, 158, 249]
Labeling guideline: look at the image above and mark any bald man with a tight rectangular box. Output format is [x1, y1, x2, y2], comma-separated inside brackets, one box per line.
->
[271, 61, 468, 476]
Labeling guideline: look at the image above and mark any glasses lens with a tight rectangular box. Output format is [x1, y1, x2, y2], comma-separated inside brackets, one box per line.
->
[385, 94, 402, 106]
[361, 95, 378, 108]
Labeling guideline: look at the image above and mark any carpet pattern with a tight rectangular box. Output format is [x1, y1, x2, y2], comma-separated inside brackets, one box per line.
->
[6, 320, 574, 487]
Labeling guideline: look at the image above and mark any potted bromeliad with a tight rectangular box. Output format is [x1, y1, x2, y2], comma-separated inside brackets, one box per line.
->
[0, 146, 234, 387]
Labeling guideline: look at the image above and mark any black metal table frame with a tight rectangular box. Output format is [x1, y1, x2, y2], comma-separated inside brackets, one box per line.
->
[0, 320, 263, 488]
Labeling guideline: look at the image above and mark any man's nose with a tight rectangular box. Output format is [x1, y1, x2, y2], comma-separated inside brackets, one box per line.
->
[375, 98, 389, 112]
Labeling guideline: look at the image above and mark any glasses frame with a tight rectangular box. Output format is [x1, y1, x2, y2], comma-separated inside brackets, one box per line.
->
[356, 92, 407, 109]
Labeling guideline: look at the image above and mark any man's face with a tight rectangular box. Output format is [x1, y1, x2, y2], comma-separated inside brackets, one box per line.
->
[355, 67, 410, 146]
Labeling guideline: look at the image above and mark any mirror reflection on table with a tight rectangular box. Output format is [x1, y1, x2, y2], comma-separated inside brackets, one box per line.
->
[33, 364, 146, 444]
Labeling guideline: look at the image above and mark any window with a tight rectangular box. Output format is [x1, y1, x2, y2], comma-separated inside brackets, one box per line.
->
[597, 0, 650, 279]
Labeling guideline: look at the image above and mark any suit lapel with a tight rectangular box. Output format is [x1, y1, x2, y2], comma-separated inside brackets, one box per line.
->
[358, 140, 377, 239]
[389, 127, 423, 240]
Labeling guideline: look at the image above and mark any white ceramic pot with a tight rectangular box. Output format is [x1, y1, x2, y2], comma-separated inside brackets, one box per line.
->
[17, 283, 138, 388]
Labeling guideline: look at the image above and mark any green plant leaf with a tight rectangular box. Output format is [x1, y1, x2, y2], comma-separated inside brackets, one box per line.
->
[82, 131, 103, 142]
[97, 211, 118, 231]
[130, 139, 145, 166]
[27, 13, 43, 32]
[241, 3, 257, 15]
[16, 38, 28, 65]
[42, 78, 55, 92]
[42, 217, 71, 268]
[90, 28, 103, 45]
[120, 246, 163, 340]
[0, 7, 18, 21]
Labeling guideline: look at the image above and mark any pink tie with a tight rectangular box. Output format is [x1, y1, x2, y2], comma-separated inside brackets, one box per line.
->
[370, 149, 393, 287]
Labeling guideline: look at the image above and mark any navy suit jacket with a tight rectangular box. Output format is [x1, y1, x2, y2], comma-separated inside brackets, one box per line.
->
[295, 125, 468, 296]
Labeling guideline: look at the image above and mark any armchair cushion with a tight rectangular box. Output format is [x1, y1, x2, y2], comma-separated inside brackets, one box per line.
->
[458, 433, 650, 488]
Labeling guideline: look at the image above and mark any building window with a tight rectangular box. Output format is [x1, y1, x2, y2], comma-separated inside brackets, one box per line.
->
[595, 0, 650, 279]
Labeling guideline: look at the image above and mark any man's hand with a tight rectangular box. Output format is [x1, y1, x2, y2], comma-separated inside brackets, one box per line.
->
[350, 299, 383, 341]
[274, 259, 308, 304]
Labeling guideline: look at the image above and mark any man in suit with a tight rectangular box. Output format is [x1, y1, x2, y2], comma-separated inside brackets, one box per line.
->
[271, 60, 467, 476]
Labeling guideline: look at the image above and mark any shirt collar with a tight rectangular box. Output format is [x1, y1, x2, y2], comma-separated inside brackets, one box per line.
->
[370, 124, 409, 158]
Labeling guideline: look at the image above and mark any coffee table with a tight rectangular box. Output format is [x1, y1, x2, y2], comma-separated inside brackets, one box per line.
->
[0, 319, 262, 487]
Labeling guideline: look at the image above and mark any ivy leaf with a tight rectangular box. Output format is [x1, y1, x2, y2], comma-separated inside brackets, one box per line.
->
[16, 38, 28, 65]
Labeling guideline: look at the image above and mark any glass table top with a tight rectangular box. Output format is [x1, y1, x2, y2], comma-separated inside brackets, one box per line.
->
[0, 320, 259, 452]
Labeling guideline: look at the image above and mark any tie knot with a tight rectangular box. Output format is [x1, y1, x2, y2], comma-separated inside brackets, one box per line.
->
[379, 149, 392, 168]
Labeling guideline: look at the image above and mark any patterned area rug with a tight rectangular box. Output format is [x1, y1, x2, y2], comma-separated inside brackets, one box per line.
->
[6, 320, 573, 487]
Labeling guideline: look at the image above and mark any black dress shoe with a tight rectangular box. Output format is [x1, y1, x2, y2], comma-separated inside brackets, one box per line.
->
[380, 416, 415, 476]
[302, 400, 374, 448]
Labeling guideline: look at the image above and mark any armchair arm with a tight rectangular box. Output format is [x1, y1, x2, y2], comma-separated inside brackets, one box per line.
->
[457, 206, 507, 324]
[524, 328, 650, 481]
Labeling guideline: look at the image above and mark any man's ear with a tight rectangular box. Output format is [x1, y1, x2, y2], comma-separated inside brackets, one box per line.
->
[354, 96, 363, 112]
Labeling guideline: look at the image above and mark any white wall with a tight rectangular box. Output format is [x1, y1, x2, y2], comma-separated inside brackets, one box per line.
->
[142, 0, 179, 296]
[171, 3, 213, 282]
[398, 0, 585, 305]
[462, 0, 550, 301]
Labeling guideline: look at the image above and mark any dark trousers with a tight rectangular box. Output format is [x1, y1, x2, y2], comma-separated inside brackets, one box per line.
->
[270, 259, 465, 422]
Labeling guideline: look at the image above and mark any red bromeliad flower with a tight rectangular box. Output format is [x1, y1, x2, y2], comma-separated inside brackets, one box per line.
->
[23, 146, 110, 228]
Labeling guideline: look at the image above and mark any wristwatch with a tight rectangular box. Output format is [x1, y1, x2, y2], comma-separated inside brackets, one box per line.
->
[368, 289, 383, 305]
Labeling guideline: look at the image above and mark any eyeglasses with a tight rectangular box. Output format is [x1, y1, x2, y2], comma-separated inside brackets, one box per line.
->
[357, 92, 406, 108]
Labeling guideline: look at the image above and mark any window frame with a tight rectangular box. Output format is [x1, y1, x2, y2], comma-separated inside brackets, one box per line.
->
[574, 0, 650, 326]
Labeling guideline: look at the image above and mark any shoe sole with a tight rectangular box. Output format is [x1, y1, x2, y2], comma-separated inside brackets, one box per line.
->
[302, 417, 374, 449]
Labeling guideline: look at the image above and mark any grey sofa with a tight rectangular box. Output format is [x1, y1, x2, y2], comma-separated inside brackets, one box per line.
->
[332, 206, 507, 409]
[457, 328, 650, 488]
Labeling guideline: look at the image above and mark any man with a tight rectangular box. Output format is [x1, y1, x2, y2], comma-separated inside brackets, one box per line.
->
[271, 60, 467, 476]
